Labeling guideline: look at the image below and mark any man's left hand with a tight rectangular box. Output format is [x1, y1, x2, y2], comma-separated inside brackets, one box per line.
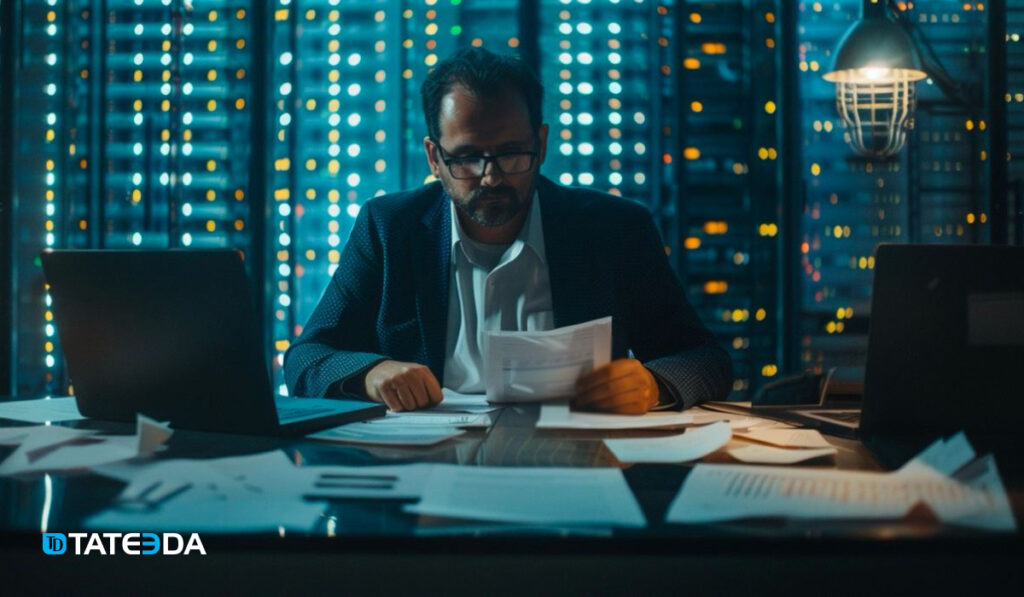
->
[573, 358, 659, 415]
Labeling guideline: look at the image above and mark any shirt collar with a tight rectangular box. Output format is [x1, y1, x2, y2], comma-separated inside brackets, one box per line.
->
[448, 189, 546, 265]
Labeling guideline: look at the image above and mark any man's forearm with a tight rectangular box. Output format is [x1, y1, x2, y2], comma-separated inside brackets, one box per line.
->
[644, 343, 734, 409]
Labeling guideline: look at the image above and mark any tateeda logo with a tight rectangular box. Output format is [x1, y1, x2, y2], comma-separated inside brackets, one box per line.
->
[42, 532, 206, 555]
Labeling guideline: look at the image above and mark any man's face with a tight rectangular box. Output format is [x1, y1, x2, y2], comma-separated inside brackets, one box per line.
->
[424, 84, 548, 228]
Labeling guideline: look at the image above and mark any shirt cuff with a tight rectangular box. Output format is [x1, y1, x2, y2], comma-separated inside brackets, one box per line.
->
[649, 370, 682, 411]
[328, 359, 388, 399]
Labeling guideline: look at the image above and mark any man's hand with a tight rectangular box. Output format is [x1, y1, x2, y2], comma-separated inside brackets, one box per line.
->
[573, 358, 659, 415]
[364, 360, 443, 412]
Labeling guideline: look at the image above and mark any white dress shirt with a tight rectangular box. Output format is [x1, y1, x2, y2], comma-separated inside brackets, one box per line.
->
[443, 192, 553, 393]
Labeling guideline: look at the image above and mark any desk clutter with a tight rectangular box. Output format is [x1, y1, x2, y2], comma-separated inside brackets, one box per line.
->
[0, 397, 1016, 534]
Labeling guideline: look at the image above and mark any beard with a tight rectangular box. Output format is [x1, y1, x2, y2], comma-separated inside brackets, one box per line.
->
[450, 184, 526, 228]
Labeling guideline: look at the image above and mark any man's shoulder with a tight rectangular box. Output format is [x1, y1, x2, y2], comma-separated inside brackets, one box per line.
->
[361, 181, 445, 225]
[540, 177, 653, 223]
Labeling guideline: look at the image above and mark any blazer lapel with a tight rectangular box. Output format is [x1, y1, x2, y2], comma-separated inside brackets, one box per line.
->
[538, 178, 590, 328]
[413, 192, 451, 380]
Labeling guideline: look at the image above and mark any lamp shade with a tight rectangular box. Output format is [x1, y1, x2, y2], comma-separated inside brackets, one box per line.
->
[823, 16, 926, 83]
[822, 3, 927, 157]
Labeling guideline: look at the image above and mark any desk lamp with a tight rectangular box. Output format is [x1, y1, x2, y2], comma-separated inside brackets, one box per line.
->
[822, 0, 927, 158]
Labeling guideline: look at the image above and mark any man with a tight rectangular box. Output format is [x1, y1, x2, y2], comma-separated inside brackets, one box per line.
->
[285, 48, 731, 414]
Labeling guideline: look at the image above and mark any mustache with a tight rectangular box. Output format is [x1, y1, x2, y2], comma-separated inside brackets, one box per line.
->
[470, 186, 517, 202]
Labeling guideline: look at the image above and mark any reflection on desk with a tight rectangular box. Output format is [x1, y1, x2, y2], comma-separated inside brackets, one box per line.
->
[0, 402, 1020, 541]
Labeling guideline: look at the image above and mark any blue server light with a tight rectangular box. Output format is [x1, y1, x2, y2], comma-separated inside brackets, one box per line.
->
[6, 0, 1015, 399]
[674, 1, 782, 396]
[799, 0, 990, 372]
[1011, 4, 1024, 234]
[269, 0, 519, 395]
[539, 0, 672, 205]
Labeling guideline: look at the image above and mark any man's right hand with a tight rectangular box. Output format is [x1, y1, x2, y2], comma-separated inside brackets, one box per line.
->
[364, 360, 443, 412]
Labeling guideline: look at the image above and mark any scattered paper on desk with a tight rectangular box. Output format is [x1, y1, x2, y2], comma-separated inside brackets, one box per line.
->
[0, 415, 171, 476]
[88, 451, 323, 533]
[896, 431, 975, 477]
[0, 424, 96, 449]
[485, 316, 611, 403]
[604, 421, 732, 463]
[0, 397, 85, 423]
[689, 408, 795, 431]
[98, 450, 308, 503]
[301, 463, 435, 500]
[666, 432, 1016, 531]
[536, 401, 694, 430]
[726, 444, 837, 464]
[733, 428, 832, 449]
[310, 423, 465, 446]
[403, 465, 646, 528]
[367, 412, 492, 429]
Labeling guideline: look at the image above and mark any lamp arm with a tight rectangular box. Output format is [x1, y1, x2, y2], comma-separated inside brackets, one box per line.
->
[884, 0, 977, 107]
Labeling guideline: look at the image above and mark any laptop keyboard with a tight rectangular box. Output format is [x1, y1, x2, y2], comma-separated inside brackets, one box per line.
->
[822, 411, 861, 423]
[800, 409, 862, 427]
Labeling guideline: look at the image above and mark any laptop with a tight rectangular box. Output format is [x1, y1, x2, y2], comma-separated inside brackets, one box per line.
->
[738, 244, 1024, 448]
[749, 367, 864, 436]
[40, 249, 386, 436]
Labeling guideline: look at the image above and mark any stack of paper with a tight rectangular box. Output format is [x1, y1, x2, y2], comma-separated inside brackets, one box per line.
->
[430, 390, 499, 414]
[666, 432, 1017, 531]
[309, 407, 494, 447]
[537, 402, 695, 430]
[310, 424, 465, 447]
[367, 411, 493, 428]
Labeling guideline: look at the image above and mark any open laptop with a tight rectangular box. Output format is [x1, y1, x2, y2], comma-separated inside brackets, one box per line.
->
[726, 244, 1023, 447]
[789, 244, 1024, 444]
[798, 245, 1024, 436]
[41, 249, 386, 436]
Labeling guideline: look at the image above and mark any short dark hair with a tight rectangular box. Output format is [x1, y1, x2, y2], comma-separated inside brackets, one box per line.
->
[420, 47, 544, 141]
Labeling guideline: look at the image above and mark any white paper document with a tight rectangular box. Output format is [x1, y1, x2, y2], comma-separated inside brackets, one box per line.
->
[896, 431, 975, 477]
[88, 451, 324, 532]
[403, 465, 646, 528]
[0, 415, 172, 476]
[485, 316, 612, 402]
[0, 424, 96, 446]
[301, 463, 435, 500]
[726, 445, 837, 464]
[536, 401, 695, 430]
[0, 397, 85, 423]
[431, 389, 498, 414]
[603, 421, 732, 463]
[689, 408, 795, 431]
[310, 423, 465, 447]
[733, 429, 833, 449]
[667, 433, 1016, 531]
[87, 487, 325, 533]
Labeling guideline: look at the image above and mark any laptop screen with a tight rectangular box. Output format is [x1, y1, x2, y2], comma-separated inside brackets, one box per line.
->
[859, 244, 1024, 436]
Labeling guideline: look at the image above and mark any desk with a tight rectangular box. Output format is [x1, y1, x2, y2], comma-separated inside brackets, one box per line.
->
[2, 403, 1023, 593]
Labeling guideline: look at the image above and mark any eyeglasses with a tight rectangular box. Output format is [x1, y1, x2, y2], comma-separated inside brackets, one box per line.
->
[432, 140, 538, 180]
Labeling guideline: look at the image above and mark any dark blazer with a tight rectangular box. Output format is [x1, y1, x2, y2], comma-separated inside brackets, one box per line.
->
[284, 176, 732, 409]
